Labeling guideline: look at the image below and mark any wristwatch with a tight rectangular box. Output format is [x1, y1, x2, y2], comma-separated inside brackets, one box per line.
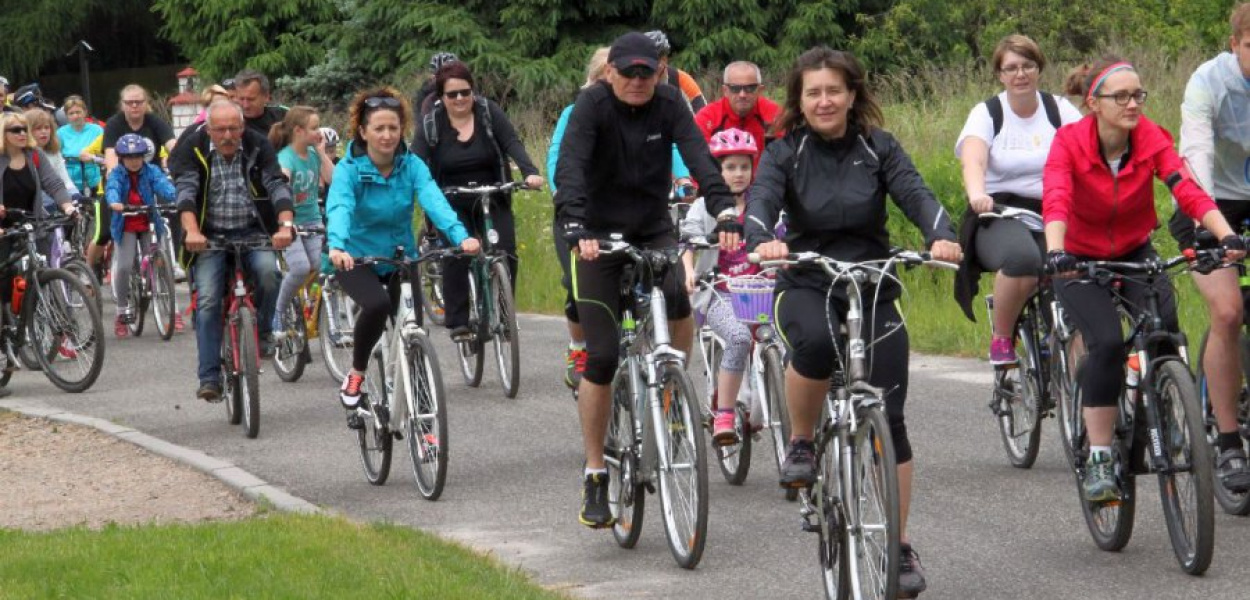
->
[280, 220, 295, 229]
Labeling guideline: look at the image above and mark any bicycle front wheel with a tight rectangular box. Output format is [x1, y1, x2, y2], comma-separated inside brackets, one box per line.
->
[1054, 334, 1086, 469]
[655, 363, 708, 569]
[358, 346, 393, 485]
[1196, 329, 1250, 515]
[761, 344, 793, 499]
[417, 225, 446, 326]
[236, 307, 262, 439]
[320, 281, 356, 383]
[1153, 360, 1215, 575]
[127, 258, 148, 337]
[151, 250, 177, 341]
[405, 330, 448, 500]
[607, 364, 644, 548]
[995, 318, 1044, 468]
[273, 297, 308, 383]
[815, 432, 849, 600]
[488, 261, 521, 398]
[29, 269, 105, 393]
[59, 258, 103, 315]
[845, 404, 900, 600]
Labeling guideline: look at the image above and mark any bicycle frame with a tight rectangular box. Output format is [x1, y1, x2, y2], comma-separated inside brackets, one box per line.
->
[443, 184, 519, 343]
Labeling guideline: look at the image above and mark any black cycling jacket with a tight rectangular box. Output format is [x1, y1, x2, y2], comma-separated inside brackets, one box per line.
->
[554, 81, 733, 239]
[744, 125, 956, 296]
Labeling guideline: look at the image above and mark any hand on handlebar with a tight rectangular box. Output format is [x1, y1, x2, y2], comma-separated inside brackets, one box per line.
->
[329, 248, 354, 271]
[928, 239, 962, 264]
[753, 240, 789, 262]
[1220, 234, 1246, 263]
[110, 203, 125, 212]
[185, 230, 208, 253]
[969, 193, 994, 215]
[460, 237, 481, 255]
[1045, 249, 1079, 277]
[272, 227, 293, 250]
[523, 175, 544, 190]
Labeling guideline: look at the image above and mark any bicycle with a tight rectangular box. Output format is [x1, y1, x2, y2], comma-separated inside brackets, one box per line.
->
[113, 205, 179, 340]
[347, 247, 454, 500]
[204, 235, 275, 440]
[272, 226, 327, 382]
[597, 236, 708, 569]
[1052, 253, 1216, 575]
[0, 209, 105, 393]
[752, 248, 953, 600]
[441, 182, 525, 399]
[978, 205, 1056, 468]
[415, 220, 446, 327]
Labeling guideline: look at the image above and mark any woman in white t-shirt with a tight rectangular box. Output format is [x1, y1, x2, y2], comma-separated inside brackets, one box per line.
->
[954, 34, 1082, 365]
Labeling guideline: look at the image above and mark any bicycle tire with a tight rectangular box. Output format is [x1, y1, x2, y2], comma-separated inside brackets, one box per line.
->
[1077, 411, 1136, 552]
[320, 282, 356, 384]
[357, 346, 393, 485]
[995, 318, 1044, 468]
[607, 364, 644, 548]
[151, 250, 177, 341]
[273, 297, 308, 383]
[28, 269, 105, 393]
[815, 434, 850, 600]
[1195, 329, 1250, 515]
[1152, 359, 1215, 575]
[417, 227, 447, 327]
[761, 345, 793, 497]
[489, 260, 521, 398]
[1053, 334, 1085, 469]
[126, 255, 148, 337]
[655, 363, 708, 569]
[236, 306, 261, 439]
[846, 404, 900, 600]
[715, 403, 753, 486]
[405, 330, 448, 500]
[59, 259, 103, 315]
[222, 324, 242, 425]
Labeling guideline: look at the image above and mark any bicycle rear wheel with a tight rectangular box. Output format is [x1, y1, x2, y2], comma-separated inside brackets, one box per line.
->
[606, 364, 644, 548]
[417, 225, 446, 326]
[236, 306, 261, 439]
[357, 346, 393, 485]
[1153, 360, 1215, 575]
[29, 269, 105, 393]
[845, 404, 900, 600]
[273, 297, 308, 383]
[1196, 329, 1250, 515]
[655, 363, 708, 569]
[489, 261, 521, 398]
[994, 318, 1044, 468]
[320, 281, 356, 383]
[151, 250, 177, 341]
[405, 330, 448, 500]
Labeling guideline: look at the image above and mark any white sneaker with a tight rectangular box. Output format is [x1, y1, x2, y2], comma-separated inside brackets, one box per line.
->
[173, 265, 187, 283]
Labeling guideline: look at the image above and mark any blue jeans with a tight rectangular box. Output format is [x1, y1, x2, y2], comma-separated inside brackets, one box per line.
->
[193, 234, 280, 384]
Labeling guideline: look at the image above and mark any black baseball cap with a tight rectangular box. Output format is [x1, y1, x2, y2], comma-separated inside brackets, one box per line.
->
[608, 32, 660, 73]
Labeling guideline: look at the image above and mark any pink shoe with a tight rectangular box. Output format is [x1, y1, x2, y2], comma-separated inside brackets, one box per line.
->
[712, 410, 739, 446]
[989, 335, 1017, 366]
[57, 344, 77, 360]
[114, 316, 129, 338]
[173, 312, 185, 332]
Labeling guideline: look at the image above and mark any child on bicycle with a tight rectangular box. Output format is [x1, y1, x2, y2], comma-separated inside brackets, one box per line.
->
[268, 107, 334, 339]
[105, 133, 175, 338]
[679, 128, 763, 445]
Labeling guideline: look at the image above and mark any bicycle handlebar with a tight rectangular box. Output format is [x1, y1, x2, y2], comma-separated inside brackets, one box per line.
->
[354, 247, 463, 268]
[747, 250, 957, 272]
[441, 181, 532, 196]
[203, 236, 275, 252]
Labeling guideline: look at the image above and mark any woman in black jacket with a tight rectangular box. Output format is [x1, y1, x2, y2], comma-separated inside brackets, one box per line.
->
[744, 47, 961, 598]
[414, 61, 543, 340]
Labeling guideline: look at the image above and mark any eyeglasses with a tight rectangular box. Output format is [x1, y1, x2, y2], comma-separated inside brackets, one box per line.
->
[208, 125, 244, 134]
[619, 66, 656, 80]
[1095, 90, 1148, 106]
[724, 83, 761, 95]
[122, 99, 146, 107]
[364, 96, 402, 109]
[5, 127, 27, 135]
[442, 89, 473, 100]
[999, 63, 1039, 76]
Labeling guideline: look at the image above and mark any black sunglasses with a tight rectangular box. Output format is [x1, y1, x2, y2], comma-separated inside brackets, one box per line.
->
[364, 96, 402, 109]
[5, 127, 27, 134]
[725, 83, 761, 95]
[443, 89, 473, 99]
[619, 65, 655, 80]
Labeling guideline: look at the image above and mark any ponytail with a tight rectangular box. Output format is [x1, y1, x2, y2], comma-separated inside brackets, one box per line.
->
[269, 105, 318, 152]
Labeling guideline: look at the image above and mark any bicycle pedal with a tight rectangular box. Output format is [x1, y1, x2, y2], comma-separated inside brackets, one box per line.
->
[800, 516, 821, 534]
[643, 482, 657, 494]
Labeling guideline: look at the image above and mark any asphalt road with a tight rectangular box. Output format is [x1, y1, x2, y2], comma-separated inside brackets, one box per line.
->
[11, 300, 1250, 599]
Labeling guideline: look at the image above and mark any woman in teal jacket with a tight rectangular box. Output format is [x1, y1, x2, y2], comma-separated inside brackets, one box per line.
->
[326, 87, 479, 420]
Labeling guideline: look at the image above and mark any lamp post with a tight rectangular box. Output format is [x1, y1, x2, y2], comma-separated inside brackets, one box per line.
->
[65, 40, 95, 113]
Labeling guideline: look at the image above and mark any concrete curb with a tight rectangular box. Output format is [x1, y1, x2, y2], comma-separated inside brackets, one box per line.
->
[0, 399, 323, 515]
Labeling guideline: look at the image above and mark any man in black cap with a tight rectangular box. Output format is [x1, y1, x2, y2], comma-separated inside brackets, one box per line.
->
[555, 30, 741, 529]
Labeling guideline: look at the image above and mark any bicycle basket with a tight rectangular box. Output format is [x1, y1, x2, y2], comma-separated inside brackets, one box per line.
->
[725, 276, 775, 324]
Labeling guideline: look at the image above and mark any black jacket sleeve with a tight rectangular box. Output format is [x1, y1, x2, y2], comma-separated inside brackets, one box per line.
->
[553, 91, 596, 226]
[744, 139, 790, 250]
[255, 138, 294, 216]
[487, 99, 539, 178]
[876, 131, 956, 246]
[672, 100, 733, 218]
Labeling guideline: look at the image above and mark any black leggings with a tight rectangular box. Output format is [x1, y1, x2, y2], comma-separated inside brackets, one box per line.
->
[574, 233, 691, 386]
[775, 286, 914, 463]
[974, 217, 1044, 277]
[442, 196, 517, 329]
[1054, 244, 1179, 408]
[336, 264, 406, 372]
[553, 219, 578, 323]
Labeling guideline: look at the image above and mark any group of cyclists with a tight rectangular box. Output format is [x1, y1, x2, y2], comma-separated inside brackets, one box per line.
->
[3, 4, 1250, 596]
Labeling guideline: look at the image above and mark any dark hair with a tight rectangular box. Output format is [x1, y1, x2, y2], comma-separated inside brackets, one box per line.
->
[434, 62, 475, 97]
[1233, 3, 1250, 39]
[347, 86, 412, 145]
[774, 46, 882, 136]
[268, 106, 317, 151]
[991, 35, 1046, 74]
[233, 69, 271, 94]
[1063, 54, 1128, 99]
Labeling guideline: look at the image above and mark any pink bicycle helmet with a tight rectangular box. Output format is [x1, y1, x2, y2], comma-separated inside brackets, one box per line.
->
[708, 128, 758, 159]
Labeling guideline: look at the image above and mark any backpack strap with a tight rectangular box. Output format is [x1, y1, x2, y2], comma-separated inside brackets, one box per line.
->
[421, 107, 439, 148]
[986, 91, 1063, 140]
[986, 95, 1005, 139]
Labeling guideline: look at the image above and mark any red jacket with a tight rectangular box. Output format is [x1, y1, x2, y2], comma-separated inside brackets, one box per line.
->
[695, 96, 781, 168]
[1043, 114, 1217, 259]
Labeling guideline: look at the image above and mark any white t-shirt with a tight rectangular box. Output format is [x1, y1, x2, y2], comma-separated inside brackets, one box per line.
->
[955, 91, 1083, 199]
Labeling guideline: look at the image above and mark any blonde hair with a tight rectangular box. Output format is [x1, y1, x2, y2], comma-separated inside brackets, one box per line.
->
[62, 95, 89, 115]
[584, 47, 611, 88]
[199, 84, 230, 108]
[0, 113, 35, 154]
[118, 84, 149, 112]
[23, 109, 59, 153]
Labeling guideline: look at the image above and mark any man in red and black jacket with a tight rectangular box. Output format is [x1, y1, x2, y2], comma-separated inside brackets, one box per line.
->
[695, 61, 780, 169]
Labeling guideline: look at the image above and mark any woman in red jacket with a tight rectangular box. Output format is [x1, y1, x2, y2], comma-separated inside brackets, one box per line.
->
[1042, 55, 1245, 503]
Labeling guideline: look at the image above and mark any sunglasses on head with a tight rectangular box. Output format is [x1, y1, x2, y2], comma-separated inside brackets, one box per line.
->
[443, 89, 472, 99]
[363, 96, 402, 109]
[725, 83, 761, 95]
[5, 127, 27, 134]
[619, 65, 655, 80]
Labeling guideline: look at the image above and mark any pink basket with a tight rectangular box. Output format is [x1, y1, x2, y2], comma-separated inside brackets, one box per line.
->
[725, 277, 776, 324]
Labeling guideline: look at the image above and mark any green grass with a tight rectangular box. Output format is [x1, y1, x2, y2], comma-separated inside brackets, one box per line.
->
[0, 514, 567, 600]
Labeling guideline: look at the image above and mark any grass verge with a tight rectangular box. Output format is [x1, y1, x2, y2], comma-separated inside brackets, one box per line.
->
[0, 513, 566, 600]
